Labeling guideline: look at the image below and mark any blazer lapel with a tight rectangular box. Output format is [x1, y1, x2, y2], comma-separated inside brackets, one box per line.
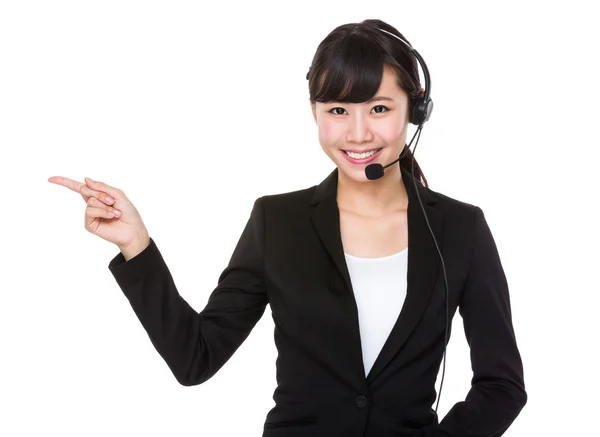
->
[309, 164, 444, 386]
[309, 170, 365, 387]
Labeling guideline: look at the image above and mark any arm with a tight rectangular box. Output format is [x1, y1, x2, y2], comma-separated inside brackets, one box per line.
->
[425, 206, 527, 436]
[107, 197, 268, 386]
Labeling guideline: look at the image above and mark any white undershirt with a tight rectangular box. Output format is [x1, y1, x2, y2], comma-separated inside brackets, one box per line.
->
[344, 248, 408, 377]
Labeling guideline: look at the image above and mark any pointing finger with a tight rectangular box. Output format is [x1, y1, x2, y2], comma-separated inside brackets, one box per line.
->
[47, 176, 87, 194]
[48, 176, 116, 205]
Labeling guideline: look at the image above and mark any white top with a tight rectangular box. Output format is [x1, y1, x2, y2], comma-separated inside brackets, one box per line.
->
[344, 248, 408, 377]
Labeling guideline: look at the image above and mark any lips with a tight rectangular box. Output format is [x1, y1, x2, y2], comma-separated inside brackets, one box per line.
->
[341, 148, 383, 164]
[343, 148, 380, 153]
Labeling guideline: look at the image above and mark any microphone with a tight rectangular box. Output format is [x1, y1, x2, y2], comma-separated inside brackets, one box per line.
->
[365, 146, 409, 180]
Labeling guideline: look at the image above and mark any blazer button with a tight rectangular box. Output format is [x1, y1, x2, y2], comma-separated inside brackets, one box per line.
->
[355, 395, 368, 409]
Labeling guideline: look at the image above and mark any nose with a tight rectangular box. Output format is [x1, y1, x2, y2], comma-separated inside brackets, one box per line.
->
[345, 112, 374, 144]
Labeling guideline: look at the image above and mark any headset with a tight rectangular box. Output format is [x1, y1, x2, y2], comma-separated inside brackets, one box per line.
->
[307, 28, 448, 420]
[375, 29, 447, 421]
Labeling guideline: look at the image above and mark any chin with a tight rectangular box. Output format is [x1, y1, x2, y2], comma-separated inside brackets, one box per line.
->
[336, 164, 373, 183]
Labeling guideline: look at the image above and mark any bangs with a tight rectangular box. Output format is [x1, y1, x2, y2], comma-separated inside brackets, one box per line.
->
[312, 33, 386, 104]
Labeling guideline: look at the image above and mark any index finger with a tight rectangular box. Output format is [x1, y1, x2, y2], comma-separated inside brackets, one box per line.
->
[47, 176, 87, 194]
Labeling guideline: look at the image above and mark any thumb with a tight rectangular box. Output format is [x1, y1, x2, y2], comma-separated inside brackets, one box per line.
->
[84, 177, 127, 201]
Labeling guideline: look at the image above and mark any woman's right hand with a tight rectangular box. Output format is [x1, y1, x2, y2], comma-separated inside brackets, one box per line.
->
[47, 176, 150, 254]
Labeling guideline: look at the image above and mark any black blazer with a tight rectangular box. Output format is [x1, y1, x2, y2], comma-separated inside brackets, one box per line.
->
[108, 165, 527, 437]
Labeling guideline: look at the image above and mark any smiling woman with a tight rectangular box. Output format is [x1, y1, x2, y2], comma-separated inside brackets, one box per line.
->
[47, 16, 527, 437]
[306, 19, 429, 188]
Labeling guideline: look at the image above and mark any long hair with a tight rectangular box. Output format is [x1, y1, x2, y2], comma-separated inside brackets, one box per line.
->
[307, 18, 429, 188]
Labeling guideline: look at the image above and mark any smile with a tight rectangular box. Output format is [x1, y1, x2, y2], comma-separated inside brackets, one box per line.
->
[341, 148, 383, 164]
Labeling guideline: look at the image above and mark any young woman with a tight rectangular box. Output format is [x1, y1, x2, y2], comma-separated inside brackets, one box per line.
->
[49, 18, 526, 437]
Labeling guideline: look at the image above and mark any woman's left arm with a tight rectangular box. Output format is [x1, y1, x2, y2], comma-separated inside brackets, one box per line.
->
[425, 206, 527, 437]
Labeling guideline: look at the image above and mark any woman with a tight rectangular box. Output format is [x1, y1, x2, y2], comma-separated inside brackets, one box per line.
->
[49, 18, 526, 437]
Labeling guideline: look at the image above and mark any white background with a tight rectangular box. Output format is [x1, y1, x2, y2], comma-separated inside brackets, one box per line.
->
[1, 1, 598, 436]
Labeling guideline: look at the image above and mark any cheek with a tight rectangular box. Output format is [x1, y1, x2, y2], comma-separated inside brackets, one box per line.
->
[375, 118, 405, 141]
[318, 121, 339, 145]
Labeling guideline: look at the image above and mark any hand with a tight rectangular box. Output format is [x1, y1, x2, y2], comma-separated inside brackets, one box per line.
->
[47, 176, 150, 255]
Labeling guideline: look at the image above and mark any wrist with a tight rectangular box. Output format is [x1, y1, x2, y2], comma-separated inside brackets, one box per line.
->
[119, 233, 150, 261]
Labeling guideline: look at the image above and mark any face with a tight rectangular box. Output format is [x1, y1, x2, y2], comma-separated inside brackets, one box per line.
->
[311, 66, 410, 183]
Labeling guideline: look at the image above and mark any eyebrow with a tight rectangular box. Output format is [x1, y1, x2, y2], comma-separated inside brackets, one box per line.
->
[365, 95, 394, 103]
[326, 95, 395, 105]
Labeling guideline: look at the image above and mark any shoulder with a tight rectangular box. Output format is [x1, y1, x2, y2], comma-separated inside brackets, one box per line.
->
[257, 185, 318, 216]
[424, 185, 480, 219]
[423, 186, 495, 255]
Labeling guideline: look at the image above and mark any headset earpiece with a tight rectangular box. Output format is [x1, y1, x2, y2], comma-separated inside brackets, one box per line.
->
[410, 95, 434, 125]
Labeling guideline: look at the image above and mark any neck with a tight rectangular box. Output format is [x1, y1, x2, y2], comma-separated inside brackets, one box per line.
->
[337, 165, 408, 217]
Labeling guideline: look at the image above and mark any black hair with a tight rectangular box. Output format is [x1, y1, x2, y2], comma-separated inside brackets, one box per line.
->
[307, 18, 428, 188]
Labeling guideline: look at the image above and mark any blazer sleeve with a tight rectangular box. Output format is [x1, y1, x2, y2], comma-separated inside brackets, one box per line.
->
[425, 206, 527, 437]
[107, 197, 269, 386]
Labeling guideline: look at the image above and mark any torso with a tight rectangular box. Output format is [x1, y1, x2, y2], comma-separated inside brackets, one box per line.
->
[339, 206, 408, 258]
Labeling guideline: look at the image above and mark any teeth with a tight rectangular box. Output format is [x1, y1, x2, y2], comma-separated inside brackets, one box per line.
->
[346, 149, 378, 159]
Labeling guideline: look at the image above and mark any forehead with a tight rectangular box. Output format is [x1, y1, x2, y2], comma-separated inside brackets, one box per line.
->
[311, 60, 409, 106]
[316, 68, 404, 105]
[376, 66, 403, 95]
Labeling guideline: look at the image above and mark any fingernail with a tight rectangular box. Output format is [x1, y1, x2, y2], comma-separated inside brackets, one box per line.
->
[85, 177, 94, 183]
[106, 196, 114, 204]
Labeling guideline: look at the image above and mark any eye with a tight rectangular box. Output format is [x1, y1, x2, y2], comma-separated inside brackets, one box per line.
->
[328, 105, 390, 115]
[329, 107, 346, 115]
[372, 105, 389, 114]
